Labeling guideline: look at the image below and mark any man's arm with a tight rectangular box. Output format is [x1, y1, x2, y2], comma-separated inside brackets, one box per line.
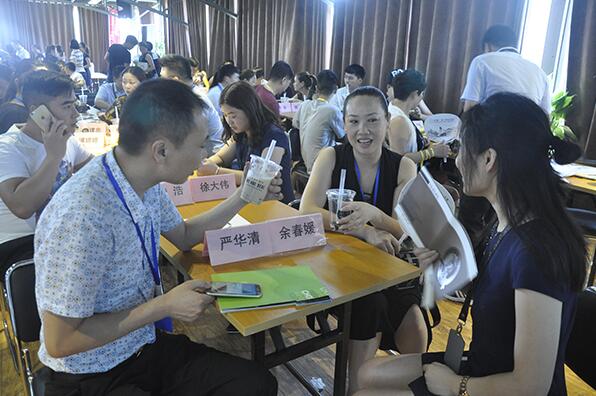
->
[43, 279, 213, 358]
[0, 121, 70, 218]
[163, 177, 283, 251]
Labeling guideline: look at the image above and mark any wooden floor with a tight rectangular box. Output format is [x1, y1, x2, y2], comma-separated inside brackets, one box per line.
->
[1, 264, 594, 395]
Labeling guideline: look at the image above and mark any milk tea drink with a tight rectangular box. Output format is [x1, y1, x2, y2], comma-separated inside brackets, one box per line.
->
[326, 189, 356, 230]
[240, 154, 282, 204]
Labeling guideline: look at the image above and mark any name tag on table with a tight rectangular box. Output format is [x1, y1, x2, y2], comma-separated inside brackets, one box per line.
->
[190, 174, 237, 201]
[267, 213, 326, 254]
[204, 214, 327, 266]
[279, 102, 300, 114]
[205, 223, 273, 266]
[163, 181, 194, 206]
[162, 174, 237, 206]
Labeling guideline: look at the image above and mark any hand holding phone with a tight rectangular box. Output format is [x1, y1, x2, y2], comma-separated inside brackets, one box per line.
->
[31, 105, 69, 160]
[206, 282, 262, 298]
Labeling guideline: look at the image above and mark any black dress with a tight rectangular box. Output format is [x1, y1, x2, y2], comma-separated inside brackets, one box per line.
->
[329, 144, 423, 351]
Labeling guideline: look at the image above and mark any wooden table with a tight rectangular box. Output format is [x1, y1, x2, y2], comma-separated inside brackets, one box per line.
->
[565, 176, 596, 195]
[160, 200, 420, 396]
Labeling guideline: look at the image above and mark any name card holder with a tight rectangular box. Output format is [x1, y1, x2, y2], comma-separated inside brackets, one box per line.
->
[189, 174, 237, 202]
[205, 213, 327, 266]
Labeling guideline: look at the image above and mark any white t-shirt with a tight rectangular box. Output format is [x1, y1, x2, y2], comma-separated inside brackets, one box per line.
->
[388, 103, 417, 154]
[461, 48, 551, 114]
[0, 125, 91, 245]
[329, 86, 349, 112]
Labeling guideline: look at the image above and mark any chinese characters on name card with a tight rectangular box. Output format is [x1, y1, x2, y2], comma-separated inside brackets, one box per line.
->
[205, 213, 326, 266]
[162, 173, 237, 205]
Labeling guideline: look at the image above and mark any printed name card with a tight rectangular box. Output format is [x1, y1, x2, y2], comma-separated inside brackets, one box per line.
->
[205, 223, 273, 265]
[75, 121, 108, 153]
[190, 174, 237, 201]
[204, 213, 327, 266]
[267, 214, 326, 254]
[279, 102, 301, 114]
[163, 174, 237, 205]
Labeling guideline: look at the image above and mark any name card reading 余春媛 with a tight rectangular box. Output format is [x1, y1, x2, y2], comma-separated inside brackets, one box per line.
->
[163, 173, 237, 205]
[204, 213, 326, 266]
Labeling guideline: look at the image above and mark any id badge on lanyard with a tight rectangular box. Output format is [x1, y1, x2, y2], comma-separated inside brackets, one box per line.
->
[102, 154, 173, 333]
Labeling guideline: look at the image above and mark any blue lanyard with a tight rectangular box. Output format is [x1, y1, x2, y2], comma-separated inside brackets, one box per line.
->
[102, 154, 172, 332]
[354, 160, 381, 206]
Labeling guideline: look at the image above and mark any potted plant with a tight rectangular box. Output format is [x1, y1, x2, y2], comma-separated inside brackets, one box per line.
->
[551, 91, 576, 140]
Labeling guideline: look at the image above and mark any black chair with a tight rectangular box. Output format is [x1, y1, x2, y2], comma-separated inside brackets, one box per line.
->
[565, 287, 596, 388]
[566, 208, 596, 286]
[5, 259, 51, 395]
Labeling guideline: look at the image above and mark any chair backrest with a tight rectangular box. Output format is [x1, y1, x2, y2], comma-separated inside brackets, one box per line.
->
[5, 259, 41, 343]
[565, 287, 596, 388]
[288, 128, 303, 162]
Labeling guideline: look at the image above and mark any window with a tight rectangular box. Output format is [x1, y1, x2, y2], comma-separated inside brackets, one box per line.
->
[520, 0, 573, 93]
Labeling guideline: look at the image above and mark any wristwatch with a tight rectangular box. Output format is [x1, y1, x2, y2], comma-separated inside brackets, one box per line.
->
[458, 376, 470, 396]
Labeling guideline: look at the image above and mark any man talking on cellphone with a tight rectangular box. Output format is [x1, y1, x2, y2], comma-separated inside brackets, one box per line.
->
[0, 70, 92, 278]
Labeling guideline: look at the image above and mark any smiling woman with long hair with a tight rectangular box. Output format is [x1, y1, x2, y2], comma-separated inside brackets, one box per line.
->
[198, 81, 294, 203]
[354, 92, 587, 396]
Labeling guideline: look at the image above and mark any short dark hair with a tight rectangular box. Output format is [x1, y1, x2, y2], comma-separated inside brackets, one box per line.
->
[240, 69, 255, 81]
[390, 69, 426, 101]
[65, 62, 76, 72]
[121, 66, 147, 83]
[253, 67, 264, 79]
[316, 70, 337, 96]
[118, 79, 209, 155]
[216, 63, 240, 82]
[21, 70, 74, 107]
[269, 61, 293, 82]
[343, 86, 388, 118]
[460, 92, 585, 291]
[482, 25, 517, 49]
[188, 57, 200, 69]
[220, 81, 279, 147]
[386, 68, 403, 86]
[138, 42, 149, 50]
[344, 64, 365, 79]
[146, 41, 154, 51]
[160, 54, 192, 81]
[124, 35, 139, 46]
[70, 39, 80, 50]
[112, 65, 126, 80]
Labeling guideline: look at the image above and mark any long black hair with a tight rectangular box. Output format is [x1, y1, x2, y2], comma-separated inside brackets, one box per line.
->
[460, 93, 586, 291]
[219, 81, 279, 148]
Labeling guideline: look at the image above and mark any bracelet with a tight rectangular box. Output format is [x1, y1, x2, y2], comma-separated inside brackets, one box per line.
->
[458, 376, 471, 396]
[215, 166, 220, 175]
[430, 147, 435, 158]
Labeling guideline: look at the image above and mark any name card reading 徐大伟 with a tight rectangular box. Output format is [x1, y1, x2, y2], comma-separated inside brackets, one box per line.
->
[163, 173, 237, 205]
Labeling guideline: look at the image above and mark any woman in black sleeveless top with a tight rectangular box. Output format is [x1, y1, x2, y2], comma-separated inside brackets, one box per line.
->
[300, 87, 425, 394]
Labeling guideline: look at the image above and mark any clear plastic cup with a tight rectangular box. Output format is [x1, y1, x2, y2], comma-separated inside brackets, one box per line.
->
[240, 154, 282, 204]
[326, 189, 356, 230]
[79, 94, 88, 105]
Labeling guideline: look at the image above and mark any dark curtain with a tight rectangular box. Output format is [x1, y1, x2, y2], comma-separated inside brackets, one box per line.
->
[331, 0, 412, 88]
[208, 0, 236, 74]
[237, 0, 327, 76]
[165, 0, 190, 57]
[406, 0, 526, 114]
[187, 0, 209, 71]
[0, 0, 75, 52]
[567, 0, 596, 158]
[78, 8, 109, 73]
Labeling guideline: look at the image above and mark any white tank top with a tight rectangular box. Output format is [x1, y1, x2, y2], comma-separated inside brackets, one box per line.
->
[388, 103, 417, 154]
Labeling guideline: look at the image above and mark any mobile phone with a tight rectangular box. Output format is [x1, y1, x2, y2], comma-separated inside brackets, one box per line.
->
[30, 104, 56, 133]
[206, 282, 262, 298]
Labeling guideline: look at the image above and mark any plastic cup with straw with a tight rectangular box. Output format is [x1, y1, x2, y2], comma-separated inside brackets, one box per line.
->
[240, 139, 282, 204]
[326, 169, 356, 230]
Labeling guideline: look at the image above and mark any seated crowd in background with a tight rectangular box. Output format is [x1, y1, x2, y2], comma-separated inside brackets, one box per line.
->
[0, 22, 589, 396]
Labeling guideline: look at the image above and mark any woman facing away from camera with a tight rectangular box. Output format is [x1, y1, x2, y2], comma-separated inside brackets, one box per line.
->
[354, 92, 587, 396]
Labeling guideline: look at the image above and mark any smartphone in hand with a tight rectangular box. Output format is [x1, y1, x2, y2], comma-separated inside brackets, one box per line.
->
[30, 104, 56, 133]
[206, 282, 262, 298]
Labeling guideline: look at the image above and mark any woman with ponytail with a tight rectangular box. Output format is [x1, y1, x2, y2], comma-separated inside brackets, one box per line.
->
[293, 71, 317, 101]
[355, 93, 587, 396]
